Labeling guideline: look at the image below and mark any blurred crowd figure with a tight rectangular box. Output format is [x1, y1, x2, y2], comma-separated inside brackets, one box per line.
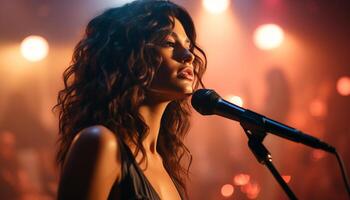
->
[0, 131, 20, 199]
[0, 130, 56, 200]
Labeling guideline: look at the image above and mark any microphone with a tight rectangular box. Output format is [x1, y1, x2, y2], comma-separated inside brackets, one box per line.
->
[191, 89, 335, 153]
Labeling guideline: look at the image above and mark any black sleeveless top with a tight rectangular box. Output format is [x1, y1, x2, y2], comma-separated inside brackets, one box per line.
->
[107, 140, 186, 200]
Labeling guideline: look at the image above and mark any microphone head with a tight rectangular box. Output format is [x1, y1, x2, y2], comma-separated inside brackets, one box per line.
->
[191, 89, 221, 115]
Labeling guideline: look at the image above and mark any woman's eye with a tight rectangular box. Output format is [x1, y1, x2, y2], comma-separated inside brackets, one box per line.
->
[164, 41, 176, 47]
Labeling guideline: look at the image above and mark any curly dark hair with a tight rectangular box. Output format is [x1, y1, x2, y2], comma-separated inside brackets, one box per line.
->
[54, 0, 206, 194]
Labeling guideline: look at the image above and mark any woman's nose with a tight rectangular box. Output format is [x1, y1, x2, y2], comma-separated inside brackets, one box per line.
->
[181, 49, 195, 65]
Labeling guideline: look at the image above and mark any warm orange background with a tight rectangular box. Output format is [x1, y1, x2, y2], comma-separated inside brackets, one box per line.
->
[0, 0, 349, 199]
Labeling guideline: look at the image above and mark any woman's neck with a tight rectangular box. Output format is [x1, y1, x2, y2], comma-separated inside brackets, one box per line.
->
[138, 100, 169, 155]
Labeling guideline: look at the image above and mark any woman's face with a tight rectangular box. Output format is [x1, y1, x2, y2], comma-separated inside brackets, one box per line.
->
[148, 18, 195, 101]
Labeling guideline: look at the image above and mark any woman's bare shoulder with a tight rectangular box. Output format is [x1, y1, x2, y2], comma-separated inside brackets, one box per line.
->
[73, 125, 119, 149]
[67, 125, 121, 166]
[68, 125, 122, 175]
[58, 125, 122, 200]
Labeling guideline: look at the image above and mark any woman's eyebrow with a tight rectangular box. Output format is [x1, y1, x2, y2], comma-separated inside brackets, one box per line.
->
[170, 32, 191, 44]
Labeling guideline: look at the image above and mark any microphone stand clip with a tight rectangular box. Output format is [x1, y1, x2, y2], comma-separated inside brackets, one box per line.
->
[240, 109, 298, 200]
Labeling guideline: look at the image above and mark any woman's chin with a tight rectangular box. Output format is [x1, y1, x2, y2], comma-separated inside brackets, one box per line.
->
[146, 86, 193, 102]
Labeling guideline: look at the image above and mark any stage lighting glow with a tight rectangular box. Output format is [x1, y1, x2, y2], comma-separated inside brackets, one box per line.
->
[282, 175, 292, 183]
[336, 76, 350, 96]
[20, 35, 49, 62]
[114, 0, 134, 6]
[227, 95, 244, 107]
[241, 182, 261, 199]
[234, 173, 250, 186]
[203, 0, 230, 14]
[253, 24, 284, 50]
[221, 184, 234, 197]
[309, 99, 327, 117]
[311, 149, 325, 161]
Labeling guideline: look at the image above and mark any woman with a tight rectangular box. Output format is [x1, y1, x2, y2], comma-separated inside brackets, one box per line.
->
[55, 0, 206, 199]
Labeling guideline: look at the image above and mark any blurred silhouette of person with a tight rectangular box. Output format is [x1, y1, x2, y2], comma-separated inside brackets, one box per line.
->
[0, 130, 21, 200]
[263, 68, 291, 121]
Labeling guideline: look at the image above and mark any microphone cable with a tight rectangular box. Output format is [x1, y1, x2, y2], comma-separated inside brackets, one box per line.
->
[334, 150, 350, 198]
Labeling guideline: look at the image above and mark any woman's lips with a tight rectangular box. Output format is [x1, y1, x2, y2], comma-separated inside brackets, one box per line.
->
[178, 68, 194, 81]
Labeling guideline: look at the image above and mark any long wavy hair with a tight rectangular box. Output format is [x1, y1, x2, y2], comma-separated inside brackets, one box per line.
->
[54, 0, 206, 195]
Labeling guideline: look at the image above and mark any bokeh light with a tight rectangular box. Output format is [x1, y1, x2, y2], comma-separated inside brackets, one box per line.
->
[114, 0, 135, 6]
[309, 99, 327, 118]
[226, 95, 244, 107]
[282, 175, 292, 183]
[203, 0, 230, 14]
[311, 149, 326, 161]
[336, 76, 350, 96]
[253, 24, 284, 50]
[234, 173, 250, 186]
[241, 182, 261, 199]
[221, 184, 234, 197]
[20, 35, 49, 62]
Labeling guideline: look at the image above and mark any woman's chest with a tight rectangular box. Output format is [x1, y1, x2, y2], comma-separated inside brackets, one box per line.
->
[139, 159, 182, 200]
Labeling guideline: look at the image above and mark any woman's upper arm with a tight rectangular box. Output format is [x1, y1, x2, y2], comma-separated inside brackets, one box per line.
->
[57, 125, 122, 200]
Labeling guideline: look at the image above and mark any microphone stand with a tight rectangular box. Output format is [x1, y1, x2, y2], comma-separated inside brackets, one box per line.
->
[240, 121, 298, 200]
